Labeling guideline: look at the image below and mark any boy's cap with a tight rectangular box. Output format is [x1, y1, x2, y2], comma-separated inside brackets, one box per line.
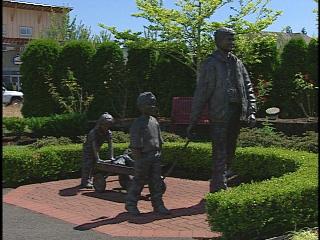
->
[137, 92, 157, 107]
[97, 112, 114, 125]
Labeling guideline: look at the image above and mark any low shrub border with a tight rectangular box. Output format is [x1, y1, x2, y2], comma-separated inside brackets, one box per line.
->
[3, 113, 88, 137]
[205, 147, 318, 240]
[2, 143, 318, 239]
[2, 143, 128, 186]
[3, 115, 318, 153]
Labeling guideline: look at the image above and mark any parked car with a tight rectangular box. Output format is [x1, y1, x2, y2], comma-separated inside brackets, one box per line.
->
[2, 86, 24, 105]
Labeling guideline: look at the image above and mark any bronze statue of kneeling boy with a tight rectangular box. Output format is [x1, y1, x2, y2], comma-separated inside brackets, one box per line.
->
[125, 92, 170, 216]
[80, 112, 114, 188]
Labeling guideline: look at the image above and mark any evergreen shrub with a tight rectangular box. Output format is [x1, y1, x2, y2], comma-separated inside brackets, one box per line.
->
[3, 117, 27, 135]
[27, 113, 88, 137]
[20, 39, 61, 117]
[87, 41, 125, 119]
[56, 40, 95, 92]
[125, 46, 158, 117]
[2, 143, 128, 186]
[238, 128, 318, 153]
[271, 38, 308, 117]
[28, 136, 73, 149]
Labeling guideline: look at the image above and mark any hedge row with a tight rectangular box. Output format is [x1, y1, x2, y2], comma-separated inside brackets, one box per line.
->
[238, 128, 318, 153]
[2, 143, 126, 186]
[206, 147, 318, 240]
[3, 142, 205, 186]
[3, 143, 318, 237]
[3, 115, 317, 153]
[3, 113, 88, 137]
[3, 143, 318, 239]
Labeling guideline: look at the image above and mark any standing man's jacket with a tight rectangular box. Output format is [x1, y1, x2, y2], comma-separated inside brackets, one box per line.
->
[190, 50, 257, 123]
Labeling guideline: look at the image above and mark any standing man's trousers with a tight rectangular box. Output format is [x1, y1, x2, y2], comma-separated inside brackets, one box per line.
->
[210, 103, 241, 192]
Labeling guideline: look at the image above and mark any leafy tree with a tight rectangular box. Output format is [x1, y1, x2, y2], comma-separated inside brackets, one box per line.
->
[41, 11, 93, 42]
[92, 30, 112, 46]
[313, 0, 318, 24]
[47, 69, 94, 114]
[234, 32, 279, 114]
[100, 0, 282, 77]
[292, 73, 317, 118]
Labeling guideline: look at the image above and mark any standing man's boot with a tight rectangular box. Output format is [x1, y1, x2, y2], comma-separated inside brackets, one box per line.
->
[153, 204, 170, 215]
[125, 204, 140, 216]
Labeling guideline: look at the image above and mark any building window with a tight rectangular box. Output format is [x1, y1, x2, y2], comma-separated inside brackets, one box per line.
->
[3, 24, 6, 36]
[2, 75, 22, 91]
[19, 26, 32, 37]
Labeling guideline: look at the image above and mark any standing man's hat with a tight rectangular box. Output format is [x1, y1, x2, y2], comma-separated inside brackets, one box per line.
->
[214, 27, 236, 38]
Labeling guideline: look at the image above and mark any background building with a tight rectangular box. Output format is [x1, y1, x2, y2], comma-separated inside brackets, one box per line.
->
[2, 0, 72, 90]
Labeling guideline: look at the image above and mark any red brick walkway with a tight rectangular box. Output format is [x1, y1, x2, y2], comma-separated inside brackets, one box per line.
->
[3, 177, 222, 239]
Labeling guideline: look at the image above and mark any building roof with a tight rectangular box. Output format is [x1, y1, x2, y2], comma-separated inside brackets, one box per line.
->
[3, 0, 72, 13]
[262, 31, 313, 42]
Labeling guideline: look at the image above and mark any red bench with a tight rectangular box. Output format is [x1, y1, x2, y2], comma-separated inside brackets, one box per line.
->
[171, 97, 209, 126]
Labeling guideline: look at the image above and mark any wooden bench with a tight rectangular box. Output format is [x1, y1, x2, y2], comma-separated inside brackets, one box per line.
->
[171, 97, 209, 130]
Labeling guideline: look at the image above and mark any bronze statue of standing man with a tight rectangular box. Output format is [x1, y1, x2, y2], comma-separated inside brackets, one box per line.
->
[187, 27, 257, 193]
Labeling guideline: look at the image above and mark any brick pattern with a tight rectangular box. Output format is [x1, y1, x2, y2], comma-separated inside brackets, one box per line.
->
[3, 177, 222, 239]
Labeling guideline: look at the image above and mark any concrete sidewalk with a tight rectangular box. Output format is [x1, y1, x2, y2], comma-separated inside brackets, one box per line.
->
[3, 177, 222, 239]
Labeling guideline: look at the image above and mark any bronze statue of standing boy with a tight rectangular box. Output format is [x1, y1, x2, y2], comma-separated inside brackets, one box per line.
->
[125, 92, 170, 216]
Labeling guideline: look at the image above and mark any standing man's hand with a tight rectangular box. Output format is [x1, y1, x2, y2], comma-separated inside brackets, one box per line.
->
[187, 124, 196, 140]
[247, 114, 256, 128]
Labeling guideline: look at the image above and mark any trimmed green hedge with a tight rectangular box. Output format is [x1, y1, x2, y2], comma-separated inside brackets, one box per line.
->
[206, 148, 318, 240]
[2, 143, 128, 186]
[3, 113, 88, 137]
[3, 117, 27, 135]
[2, 143, 318, 240]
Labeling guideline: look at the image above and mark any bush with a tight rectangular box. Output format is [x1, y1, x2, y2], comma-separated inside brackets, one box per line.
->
[234, 33, 279, 115]
[306, 38, 318, 86]
[111, 131, 130, 143]
[20, 39, 61, 117]
[3, 144, 317, 240]
[2, 143, 129, 186]
[161, 131, 185, 142]
[56, 40, 95, 93]
[288, 228, 318, 240]
[124, 45, 158, 117]
[271, 38, 308, 118]
[152, 43, 196, 117]
[286, 131, 318, 153]
[27, 113, 88, 137]
[28, 136, 73, 149]
[205, 147, 318, 240]
[3, 142, 211, 186]
[238, 128, 318, 153]
[3, 117, 27, 135]
[87, 41, 126, 119]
